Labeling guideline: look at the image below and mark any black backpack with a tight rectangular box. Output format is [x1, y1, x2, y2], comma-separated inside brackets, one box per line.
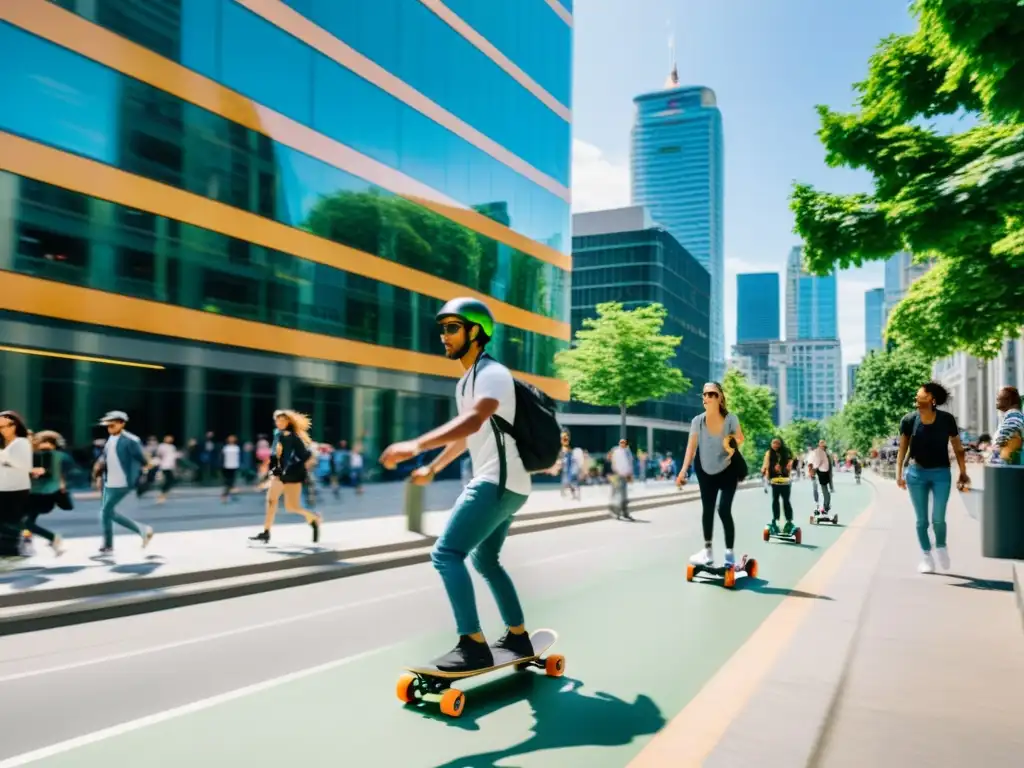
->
[465, 355, 562, 493]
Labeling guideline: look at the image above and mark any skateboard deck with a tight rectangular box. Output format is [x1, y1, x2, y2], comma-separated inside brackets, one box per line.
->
[810, 508, 839, 525]
[687, 555, 758, 588]
[763, 523, 803, 544]
[396, 629, 564, 717]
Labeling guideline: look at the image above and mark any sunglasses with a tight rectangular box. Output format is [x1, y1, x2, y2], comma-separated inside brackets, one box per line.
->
[438, 322, 464, 336]
[702, 391, 720, 399]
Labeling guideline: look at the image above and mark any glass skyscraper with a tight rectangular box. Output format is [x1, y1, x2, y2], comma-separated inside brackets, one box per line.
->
[736, 272, 780, 344]
[630, 74, 724, 379]
[786, 247, 837, 340]
[864, 287, 885, 351]
[0, 0, 572, 475]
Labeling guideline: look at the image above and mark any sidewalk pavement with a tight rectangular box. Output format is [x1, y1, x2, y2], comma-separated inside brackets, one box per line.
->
[0, 478, 735, 634]
[690, 471, 1024, 768]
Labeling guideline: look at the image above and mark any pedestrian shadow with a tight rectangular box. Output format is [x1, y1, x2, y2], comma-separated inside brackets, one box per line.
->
[744, 578, 834, 600]
[0, 564, 87, 590]
[942, 573, 1013, 592]
[422, 676, 666, 768]
[109, 559, 165, 577]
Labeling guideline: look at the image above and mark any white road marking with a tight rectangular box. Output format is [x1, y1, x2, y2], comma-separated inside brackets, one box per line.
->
[0, 587, 432, 684]
[0, 643, 398, 767]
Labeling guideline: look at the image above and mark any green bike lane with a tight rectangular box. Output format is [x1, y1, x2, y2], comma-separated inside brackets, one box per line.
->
[6, 477, 873, 768]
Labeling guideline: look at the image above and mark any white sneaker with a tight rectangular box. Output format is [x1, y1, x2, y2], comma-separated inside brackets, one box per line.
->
[918, 552, 935, 574]
[723, 549, 736, 566]
[690, 547, 713, 565]
[935, 547, 950, 570]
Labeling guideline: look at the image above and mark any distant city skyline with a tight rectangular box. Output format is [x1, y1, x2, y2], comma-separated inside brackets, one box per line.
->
[736, 272, 780, 344]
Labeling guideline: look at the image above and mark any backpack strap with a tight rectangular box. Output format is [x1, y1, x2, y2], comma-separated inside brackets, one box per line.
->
[462, 353, 506, 498]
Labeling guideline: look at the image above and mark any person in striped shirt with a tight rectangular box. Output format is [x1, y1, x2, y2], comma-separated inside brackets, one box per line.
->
[992, 387, 1023, 465]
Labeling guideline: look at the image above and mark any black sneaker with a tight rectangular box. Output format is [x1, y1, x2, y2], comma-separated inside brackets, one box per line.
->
[249, 530, 270, 544]
[432, 635, 494, 672]
[493, 629, 534, 658]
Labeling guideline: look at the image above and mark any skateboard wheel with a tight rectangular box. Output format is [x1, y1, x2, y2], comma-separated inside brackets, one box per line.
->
[809, 515, 815, 525]
[794, 528, 802, 545]
[686, 563, 695, 582]
[396, 673, 416, 704]
[762, 527, 770, 542]
[439, 688, 465, 718]
[746, 558, 758, 579]
[834, 515, 839, 525]
[545, 654, 566, 677]
[723, 570, 737, 588]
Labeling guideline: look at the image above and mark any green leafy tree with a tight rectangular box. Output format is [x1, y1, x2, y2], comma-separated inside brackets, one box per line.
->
[841, 347, 932, 451]
[822, 411, 853, 455]
[722, 368, 777, 469]
[780, 419, 823, 456]
[555, 302, 689, 439]
[790, 0, 1024, 361]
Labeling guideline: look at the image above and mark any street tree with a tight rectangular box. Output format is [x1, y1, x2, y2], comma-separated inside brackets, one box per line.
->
[722, 368, 777, 469]
[554, 302, 689, 439]
[790, 0, 1024, 361]
[842, 347, 932, 451]
[780, 419, 823, 456]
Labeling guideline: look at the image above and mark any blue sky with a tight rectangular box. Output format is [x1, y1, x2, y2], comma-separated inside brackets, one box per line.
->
[569, 0, 917, 377]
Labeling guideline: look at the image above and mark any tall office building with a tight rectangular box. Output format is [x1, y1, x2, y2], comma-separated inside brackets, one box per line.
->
[737, 272, 780, 344]
[883, 251, 931, 328]
[568, 206, 711, 454]
[864, 287, 885, 352]
[0, 1, 572, 468]
[631, 66, 724, 380]
[847, 363, 860, 401]
[771, 246, 842, 424]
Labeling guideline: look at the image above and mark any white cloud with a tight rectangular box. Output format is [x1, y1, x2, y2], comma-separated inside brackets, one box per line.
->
[570, 139, 630, 212]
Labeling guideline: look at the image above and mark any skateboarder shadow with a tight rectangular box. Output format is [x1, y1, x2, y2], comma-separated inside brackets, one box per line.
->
[427, 677, 665, 768]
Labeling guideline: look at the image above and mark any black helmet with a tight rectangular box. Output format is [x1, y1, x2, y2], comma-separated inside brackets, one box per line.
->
[435, 297, 495, 340]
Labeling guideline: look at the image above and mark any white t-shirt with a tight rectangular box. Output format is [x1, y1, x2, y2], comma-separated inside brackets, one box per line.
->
[0, 437, 32, 491]
[105, 435, 128, 488]
[457, 359, 531, 496]
[611, 446, 634, 476]
[808, 448, 831, 473]
[349, 452, 363, 470]
[156, 443, 178, 471]
[222, 444, 241, 470]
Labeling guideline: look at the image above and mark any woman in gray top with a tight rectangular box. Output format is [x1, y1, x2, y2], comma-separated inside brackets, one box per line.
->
[676, 382, 745, 567]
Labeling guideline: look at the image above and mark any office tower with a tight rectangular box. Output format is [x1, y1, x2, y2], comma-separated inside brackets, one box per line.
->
[737, 272, 780, 344]
[0, 1, 571, 460]
[631, 66, 724, 379]
[847, 363, 860, 401]
[883, 251, 931, 328]
[568, 206, 711, 453]
[865, 287, 885, 351]
[786, 246, 838, 340]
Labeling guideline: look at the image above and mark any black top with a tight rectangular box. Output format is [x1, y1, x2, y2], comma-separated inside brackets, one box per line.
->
[766, 448, 791, 479]
[900, 409, 959, 468]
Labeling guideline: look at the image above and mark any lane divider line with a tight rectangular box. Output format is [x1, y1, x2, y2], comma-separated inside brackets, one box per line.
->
[627, 502, 878, 768]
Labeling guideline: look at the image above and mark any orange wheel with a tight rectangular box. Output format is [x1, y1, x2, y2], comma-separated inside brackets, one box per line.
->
[723, 570, 737, 588]
[395, 673, 417, 704]
[762, 527, 770, 542]
[746, 558, 758, 579]
[439, 688, 466, 718]
[545, 654, 566, 677]
[809, 515, 816, 525]
[686, 563, 695, 582]
[794, 528, 802, 545]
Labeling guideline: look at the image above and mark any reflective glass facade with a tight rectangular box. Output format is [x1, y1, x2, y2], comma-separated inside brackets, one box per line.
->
[631, 85, 724, 379]
[736, 273, 780, 344]
[786, 247, 838, 341]
[864, 287, 884, 352]
[0, 2, 571, 477]
[569, 228, 711, 424]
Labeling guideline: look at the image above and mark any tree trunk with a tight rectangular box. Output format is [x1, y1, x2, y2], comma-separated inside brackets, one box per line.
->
[619, 403, 627, 441]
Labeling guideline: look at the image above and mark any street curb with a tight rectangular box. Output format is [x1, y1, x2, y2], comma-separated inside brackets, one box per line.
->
[0, 482, 757, 634]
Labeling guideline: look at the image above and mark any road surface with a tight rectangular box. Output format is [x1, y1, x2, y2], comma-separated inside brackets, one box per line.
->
[0, 476, 873, 767]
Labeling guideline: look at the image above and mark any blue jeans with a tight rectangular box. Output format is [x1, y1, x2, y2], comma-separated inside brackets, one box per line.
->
[905, 465, 952, 552]
[431, 479, 528, 636]
[101, 486, 144, 548]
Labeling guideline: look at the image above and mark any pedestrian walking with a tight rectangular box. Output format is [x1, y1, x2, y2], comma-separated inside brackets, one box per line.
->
[93, 411, 154, 555]
[609, 439, 634, 519]
[990, 386, 1022, 465]
[0, 411, 33, 561]
[27, 430, 68, 556]
[155, 435, 178, 503]
[896, 382, 970, 573]
[248, 410, 322, 544]
[221, 435, 241, 502]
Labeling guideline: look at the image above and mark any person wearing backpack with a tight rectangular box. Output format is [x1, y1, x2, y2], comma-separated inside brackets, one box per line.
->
[379, 297, 560, 673]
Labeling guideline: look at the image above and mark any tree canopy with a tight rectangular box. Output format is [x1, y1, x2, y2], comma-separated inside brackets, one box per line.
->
[779, 419, 823, 456]
[555, 302, 689, 438]
[790, 0, 1024, 361]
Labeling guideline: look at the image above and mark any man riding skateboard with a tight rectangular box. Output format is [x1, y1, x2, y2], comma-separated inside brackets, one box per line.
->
[379, 298, 534, 673]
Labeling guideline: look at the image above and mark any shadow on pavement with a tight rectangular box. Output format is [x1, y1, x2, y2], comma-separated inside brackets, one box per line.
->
[0, 564, 87, 590]
[942, 573, 1013, 592]
[745, 578, 834, 600]
[419, 676, 665, 768]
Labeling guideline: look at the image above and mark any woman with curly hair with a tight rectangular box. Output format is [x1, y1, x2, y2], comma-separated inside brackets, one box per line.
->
[249, 410, 322, 544]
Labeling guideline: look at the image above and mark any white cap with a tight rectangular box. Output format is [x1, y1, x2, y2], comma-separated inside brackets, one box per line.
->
[98, 410, 129, 424]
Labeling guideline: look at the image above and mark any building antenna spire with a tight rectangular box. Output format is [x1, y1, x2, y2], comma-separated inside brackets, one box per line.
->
[665, 20, 679, 88]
